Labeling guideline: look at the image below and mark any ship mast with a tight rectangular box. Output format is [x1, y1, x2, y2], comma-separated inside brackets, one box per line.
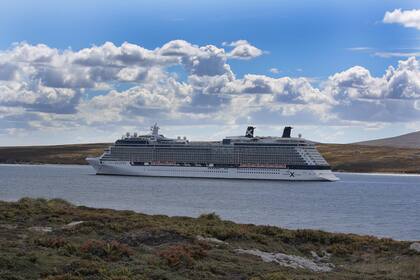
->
[151, 123, 159, 137]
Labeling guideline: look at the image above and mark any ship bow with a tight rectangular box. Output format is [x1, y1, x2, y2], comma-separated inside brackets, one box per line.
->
[86, 157, 101, 173]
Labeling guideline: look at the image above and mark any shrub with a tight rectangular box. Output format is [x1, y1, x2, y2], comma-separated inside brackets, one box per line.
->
[198, 212, 221, 221]
[79, 240, 133, 261]
[35, 237, 68, 249]
[46, 198, 74, 209]
[157, 243, 208, 268]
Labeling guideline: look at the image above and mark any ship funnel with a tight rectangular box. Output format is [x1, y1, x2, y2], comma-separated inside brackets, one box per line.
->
[245, 126, 255, 138]
[282, 126, 292, 138]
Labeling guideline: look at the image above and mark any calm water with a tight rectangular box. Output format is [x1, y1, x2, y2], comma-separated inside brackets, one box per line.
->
[0, 164, 419, 241]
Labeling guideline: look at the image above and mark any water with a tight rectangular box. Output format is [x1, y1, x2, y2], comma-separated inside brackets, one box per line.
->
[0, 164, 419, 241]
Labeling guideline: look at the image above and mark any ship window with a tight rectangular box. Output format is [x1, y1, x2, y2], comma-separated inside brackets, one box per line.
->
[222, 139, 231, 145]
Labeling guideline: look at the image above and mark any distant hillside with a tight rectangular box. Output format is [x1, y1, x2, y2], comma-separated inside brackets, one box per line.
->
[354, 131, 420, 149]
[317, 144, 420, 174]
[0, 143, 109, 165]
[0, 142, 420, 174]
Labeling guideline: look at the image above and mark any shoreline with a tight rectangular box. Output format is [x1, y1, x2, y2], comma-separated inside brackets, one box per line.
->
[1, 142, 419, 174]
[1, 198, 419, 279]
[1, 162, 420, 176]
[0, 197, 409, 242]
[1, 193, 419, 242]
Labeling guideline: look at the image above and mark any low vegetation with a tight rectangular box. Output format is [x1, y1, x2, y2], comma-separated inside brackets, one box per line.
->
[0, 143, 109, 165]
[318, 144, 420, 173]
[0, 198, 419, 279]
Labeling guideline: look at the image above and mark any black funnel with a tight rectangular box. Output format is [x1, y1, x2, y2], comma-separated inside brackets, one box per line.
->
[245, 126, 255, 138]
[282, 126, 292, 138]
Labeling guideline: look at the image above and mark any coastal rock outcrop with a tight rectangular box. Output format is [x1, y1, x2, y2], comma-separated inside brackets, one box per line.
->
[235, 248, 334, 272]
[409, 242, 420, 253]
[28, 226, 53, 233]
[62, 221, 85, 229]
[196, 235, 227, 245]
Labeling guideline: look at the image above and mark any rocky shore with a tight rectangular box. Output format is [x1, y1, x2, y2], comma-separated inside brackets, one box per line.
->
[0, 198, 419, 279]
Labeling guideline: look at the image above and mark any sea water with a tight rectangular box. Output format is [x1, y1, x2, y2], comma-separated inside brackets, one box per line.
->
[0, 164, 419, 240]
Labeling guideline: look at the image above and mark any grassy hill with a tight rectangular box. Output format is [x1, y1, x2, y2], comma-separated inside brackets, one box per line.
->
[317, 144, 420, 174]
[0, 143, 420, 174]
[354, 131, 420, 149]
[0, 143, 110, 165]
[0, 198, 419, 279]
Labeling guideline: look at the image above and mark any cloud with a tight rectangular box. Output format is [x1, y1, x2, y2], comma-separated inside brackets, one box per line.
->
[222, 74, 331, 104]
[324, 57, 420, 122]
[374, 51, 420, 58]
[269, 68, 280, 74]
[158, 40, 233, 76]
[224, 40, 264, 60]
[347, 47, 373, 52]
[1, 40, 420, 141]
[383, 9, 420, 30]
[79, 74, 192, 124]
[0, 40, 240, 114]
[0, 81, 81, 114]
[325, 57, 420, 100]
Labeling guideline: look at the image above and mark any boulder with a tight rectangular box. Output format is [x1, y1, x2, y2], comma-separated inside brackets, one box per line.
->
[409, 242, 420, 253]
[235, 248, 334, 272]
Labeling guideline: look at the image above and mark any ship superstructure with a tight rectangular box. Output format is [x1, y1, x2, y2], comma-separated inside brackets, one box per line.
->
[86, 124, 338, 181]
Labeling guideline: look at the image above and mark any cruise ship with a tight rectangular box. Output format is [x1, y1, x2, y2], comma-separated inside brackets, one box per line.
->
[86, 124, 338, 181]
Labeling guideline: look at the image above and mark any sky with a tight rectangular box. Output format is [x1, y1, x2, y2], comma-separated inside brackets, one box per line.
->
[1, 0, 420, 145]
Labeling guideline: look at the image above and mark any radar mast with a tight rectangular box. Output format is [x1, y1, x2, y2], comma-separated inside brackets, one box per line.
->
[151, 123, 159, 136]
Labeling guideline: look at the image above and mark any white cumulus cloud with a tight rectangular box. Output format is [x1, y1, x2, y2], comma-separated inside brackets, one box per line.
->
[224, 40, 264, 60]
[0, 40, 420, 142]
[383, 9, 420, 30]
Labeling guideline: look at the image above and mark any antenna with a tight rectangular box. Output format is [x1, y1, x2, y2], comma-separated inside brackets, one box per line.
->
[151, 123, 159, 136]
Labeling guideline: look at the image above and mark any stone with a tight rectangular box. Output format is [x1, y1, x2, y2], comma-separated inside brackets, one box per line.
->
[409, 242, 420, 253]
[62, 221, 84, 229]
[0, 224, 17, 230]
[235, 248, 334, 272]
[196, 235, 227, 244]
[29, 226, 52, 233]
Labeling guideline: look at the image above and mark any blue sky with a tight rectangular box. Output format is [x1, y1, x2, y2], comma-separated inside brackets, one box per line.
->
[1, 0, 420, 145]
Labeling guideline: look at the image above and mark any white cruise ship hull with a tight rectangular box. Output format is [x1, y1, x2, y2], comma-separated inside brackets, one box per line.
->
[86, 158, 339, 181]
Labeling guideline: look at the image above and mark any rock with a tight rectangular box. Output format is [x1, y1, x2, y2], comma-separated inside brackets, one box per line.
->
[196, 235, 227, 244]
[29, 226, 52, 233]
[310, 250, 332, 262]
[0, 224, 17, 230]
[409, 242, 420, 253]
[235, 248, 334, 272]
[62, 221, 84, 229]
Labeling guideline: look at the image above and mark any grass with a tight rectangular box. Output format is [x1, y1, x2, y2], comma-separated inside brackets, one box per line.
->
[318, 144, 420, 173]
[0, 143, 109, 165]
[0, 198, 419, 279]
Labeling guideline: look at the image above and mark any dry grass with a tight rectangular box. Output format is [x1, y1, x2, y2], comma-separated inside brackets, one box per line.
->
[317, 144, 420, 173]
[0, 143, 109, 164]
